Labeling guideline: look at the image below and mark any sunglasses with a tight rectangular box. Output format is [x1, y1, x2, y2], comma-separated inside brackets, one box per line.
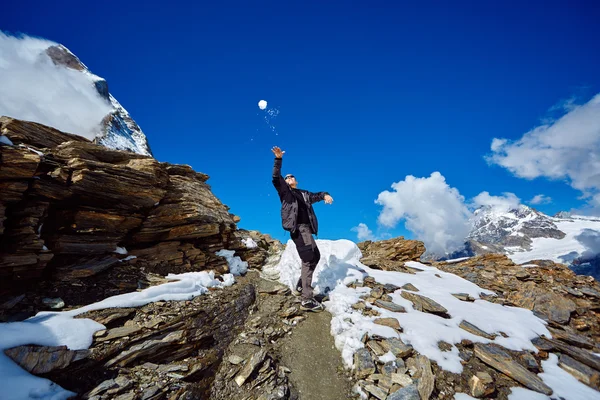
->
[285, 175, 295, 180]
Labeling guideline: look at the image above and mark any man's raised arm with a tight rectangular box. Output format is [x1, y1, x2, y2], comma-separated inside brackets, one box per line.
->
[271, 146, 286, 189]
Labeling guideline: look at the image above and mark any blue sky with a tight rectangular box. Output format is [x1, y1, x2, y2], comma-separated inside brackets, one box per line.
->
[4, 0, 600, 245]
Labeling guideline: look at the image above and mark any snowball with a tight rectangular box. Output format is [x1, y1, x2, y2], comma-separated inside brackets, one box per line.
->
[258, 100, 267, 110]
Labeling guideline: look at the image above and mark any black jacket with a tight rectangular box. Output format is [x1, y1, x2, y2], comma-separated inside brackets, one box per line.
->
[272, 158, 328, 235]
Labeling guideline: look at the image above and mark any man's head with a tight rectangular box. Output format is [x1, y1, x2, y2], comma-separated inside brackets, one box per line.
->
[284, 174, 298, 189]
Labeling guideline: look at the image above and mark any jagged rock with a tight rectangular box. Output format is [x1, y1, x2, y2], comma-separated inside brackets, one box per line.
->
[469, 371, 495, 397]
[452, 293, 475, 302]
[474, 344, 552, 395]
[387, 383, 420, 400]
[97, 325, 142, 342]
[400, 291, 449, 317]
[87, 378, 118, 397]
[374, 317, 402, 331]
[390, 373, 413, 387]
[518, 352, 540, 372]
[4, 345, 90, 374]
[558, 354, 600, 389]
[363, 383, 388, 399]
[234, 348, 267, 386]
[371, 285, 385, 299]
[459, 320, 496, 340]
[354, 348, 376, 379]
[257, 280, 290, 295]
[228, 355, 245, 365]
[401, 283, 419, 292]
[532, 337, 600, 371]
[367, 340, 387, 356]
[381, 338, 414, 358]
[358, 237, 426, 271]
[374, 299, 407, 313]
[548, 327, 595, 349]
[438, 341, 452, 352]
[580, 287, 600, 298]
[415, 355, 435, 400]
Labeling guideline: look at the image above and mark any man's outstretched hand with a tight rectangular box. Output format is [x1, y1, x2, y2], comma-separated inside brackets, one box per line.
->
[324, 194, 334, 204]
[272, 146, 285, 158]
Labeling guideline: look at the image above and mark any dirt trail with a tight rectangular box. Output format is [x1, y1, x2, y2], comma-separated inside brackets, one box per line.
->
[277, 308, 355, 400]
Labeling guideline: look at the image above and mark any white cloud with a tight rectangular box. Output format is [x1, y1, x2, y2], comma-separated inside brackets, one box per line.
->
[487, 94, 600, 213]
[472, 191, 521, 212]
[529, 194, 552, 205]
[375, 172, 472, 256]
[0, 32, 112, 140]
[351, 223, 374, 241]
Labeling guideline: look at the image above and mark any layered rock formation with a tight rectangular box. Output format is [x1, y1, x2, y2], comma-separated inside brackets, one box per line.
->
[0, 117, 238, 304]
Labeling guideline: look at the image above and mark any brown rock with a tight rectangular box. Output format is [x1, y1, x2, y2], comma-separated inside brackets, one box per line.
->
[469, 371, 495, 398]
[474, 344, 552, 395]
[558, 354, 600, 390]
[459, 320, 496, 340]
[401, 291, 449, 317]
[374, 299, 407, 313]
[4, 345, 90, 374]
[374, 317, 402, 331]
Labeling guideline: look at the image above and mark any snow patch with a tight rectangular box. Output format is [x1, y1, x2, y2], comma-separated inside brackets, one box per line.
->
[216, 249, 248, 275]
[0, 270, 235, 400]
[242, 238, 258, 249]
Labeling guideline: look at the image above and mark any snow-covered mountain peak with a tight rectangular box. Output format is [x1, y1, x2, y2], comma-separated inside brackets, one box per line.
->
[0, 34, 152, 156]
[468, 205, 565, 247]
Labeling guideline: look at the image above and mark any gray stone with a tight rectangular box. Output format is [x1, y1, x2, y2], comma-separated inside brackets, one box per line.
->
[382, 337, 414, 358]
[354, 348, 376, 379]
[400, 291, 449, 316]
[235, 348, 267, 386]
[580, 286, 600, 298]
[474, 344, 552, 395]
[88, 379, 117, 397]
[416, 355, 435, 400]
[228, 355, 245, 365]
[459, 320, 496, 340]
[469, 371, 495, 397]
[558, 354, 600, 390]
[390, 372, 413, 387]
[141, 385, 159, 400]
[401, 283, 419, 292]
[451, 293, 475, 302]
[4, 345, 90, 374]
[374, 299, 407, 313]
[387, 383, 420, 400]
[363, 383, 388, 399]
[367, 340, 387, 356]
[97, 325, 142, 342]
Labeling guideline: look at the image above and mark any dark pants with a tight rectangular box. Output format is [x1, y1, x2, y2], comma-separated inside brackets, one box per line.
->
[292, 224, 321, 300]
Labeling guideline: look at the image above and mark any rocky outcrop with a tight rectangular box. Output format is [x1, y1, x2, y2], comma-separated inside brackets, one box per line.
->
[348, 240, 600, 399]
[0, 117, 239, 314]
[358, 237, 426, 271]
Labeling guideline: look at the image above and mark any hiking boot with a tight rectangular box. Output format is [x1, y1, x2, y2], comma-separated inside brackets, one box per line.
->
[300, 298, 324, 312]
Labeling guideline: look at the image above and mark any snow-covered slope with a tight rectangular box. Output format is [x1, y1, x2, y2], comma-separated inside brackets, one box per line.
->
[0, 34, 152, 156]
[275, 240, 599, 400]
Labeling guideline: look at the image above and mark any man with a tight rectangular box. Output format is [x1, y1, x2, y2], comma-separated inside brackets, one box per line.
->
[271, 146, 333, 312]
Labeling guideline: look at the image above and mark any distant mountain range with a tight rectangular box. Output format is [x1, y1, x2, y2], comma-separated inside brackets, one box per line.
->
[448, 206, 600, 278]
